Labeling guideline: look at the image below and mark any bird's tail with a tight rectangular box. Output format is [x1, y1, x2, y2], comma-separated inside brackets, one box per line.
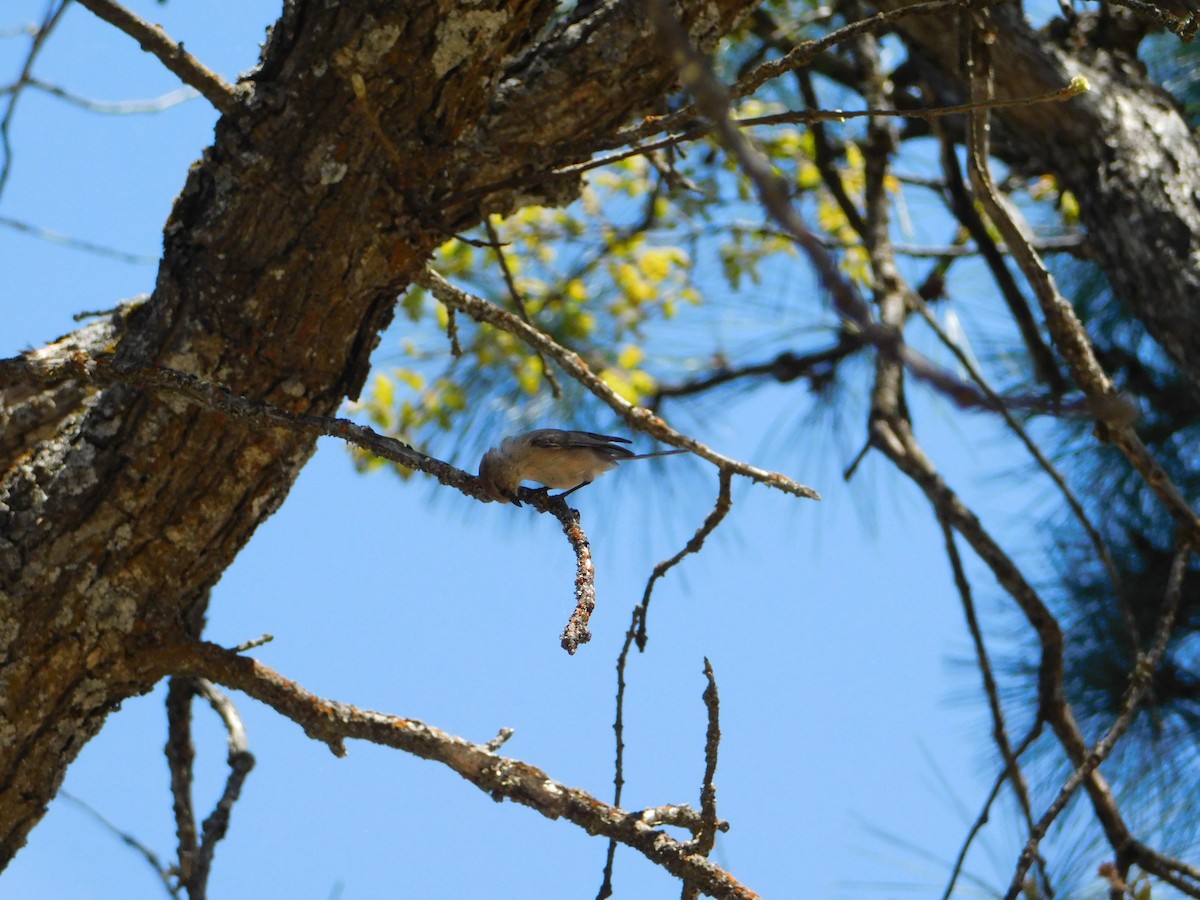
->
[627, 449, 690, 460]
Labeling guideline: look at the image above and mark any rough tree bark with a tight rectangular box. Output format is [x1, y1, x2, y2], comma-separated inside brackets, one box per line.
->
[0, 0, 757, 867]
[883, 1, 1200, 393]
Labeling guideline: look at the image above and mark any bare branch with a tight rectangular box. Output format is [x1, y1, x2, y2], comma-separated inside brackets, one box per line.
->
[601, 473, 734, 895]
[651, 339, 862, 409]
[1, 348, 484, 500]
[59, 791, 180, 899]
[72, 0, 240, 117]
[192, 681, 254, 896]
[230, 634, 274, 653]
[938, 521, 1048, 900]
[1105, 0, 1198, 36]
[4, 346, 603, 652]
[444, 305, 462, 358]
[682, 658, 722, 900]
[418, 269, 821, 501]
[695, 658, 721, 856]
[733, 0, 966, 100]
[635, 804, 726, 833]
[0, 1, 69, 197]
[0, 213, 157, 264]
[932, 120, 1067, 394]
[635, 470, 734, 650]
[148, 641, 762, 900]
[1005, 542, 1197, 899]
[913, 299, 1124, 611]
[890, 234, 1086, 259]
[165, 678, 199, 892]
[941, 723, 1045, 900]
[17, 78, 197, 114]
[607, 0, 966, 152]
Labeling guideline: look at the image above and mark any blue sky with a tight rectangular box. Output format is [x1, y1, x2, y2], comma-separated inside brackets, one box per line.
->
[2, 2, 1097, 897]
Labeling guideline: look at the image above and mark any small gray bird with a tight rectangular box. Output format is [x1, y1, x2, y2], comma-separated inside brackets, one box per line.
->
[478, 429, 687, 504]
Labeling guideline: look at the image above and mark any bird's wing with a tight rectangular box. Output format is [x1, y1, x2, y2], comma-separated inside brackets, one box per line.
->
[526, 429, 632, 450]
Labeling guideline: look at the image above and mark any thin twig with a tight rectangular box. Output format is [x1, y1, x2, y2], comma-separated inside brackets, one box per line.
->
[444, 305, 462, 357]
[695, 658, 721, 855]
[941, 723, 1044, 900]
[484, 728, 515, 753]
[932, 120, 1067, 394]
[165, 678, 199, 890]
[600, 472, 734, 896]
[556, 502, 597, 655]
[914, 299, 1123, 610]
[72, 0, 240, 117]
[0, 1, 70, 197]
[683, 658, 723, 900]
[16, 78, 197, 114]
[607, 0, 966, 153]
[733, 0, 965, 101]
[635, 470, 734, 650]
[484, 217, 562, 397]
[938, 520, 1049, 900]
[59, 790, 180, 898]
[651, 339, 863, 409]
[737, 80, 1088, 128]
[230, 633, 274, 653]
[0, 214, 157, 264]
[1106, 0, 1197, 36]
[890, 234, 1085, 259]
[598, 601, 644, 899]
[635, 804, 724, 832]
[796, 69, 866, 238]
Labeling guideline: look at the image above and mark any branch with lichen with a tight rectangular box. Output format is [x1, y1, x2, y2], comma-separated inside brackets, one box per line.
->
[144, 639, 760, 900]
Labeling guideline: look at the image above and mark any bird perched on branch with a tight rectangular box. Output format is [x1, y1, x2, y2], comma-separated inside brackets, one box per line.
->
[478, 429, 688, 505]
